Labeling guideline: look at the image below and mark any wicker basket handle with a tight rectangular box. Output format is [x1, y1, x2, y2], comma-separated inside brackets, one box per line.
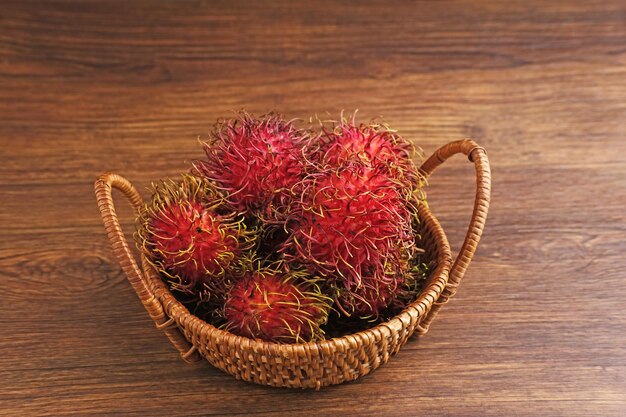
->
[94, 173, 200, 362]
[416, 139, 491, 333]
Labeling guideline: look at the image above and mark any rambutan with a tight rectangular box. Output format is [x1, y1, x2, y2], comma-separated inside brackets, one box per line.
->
[334, 261, 405, 319]
[315, 115, 424, 192]
[395, 259, 430, 309]
[193, 112, 313, 219]
[223, 265, 330, 343]
[136, 174, 256, 301]
[282, 161, 417, 317]
[337, 257, 430, 319]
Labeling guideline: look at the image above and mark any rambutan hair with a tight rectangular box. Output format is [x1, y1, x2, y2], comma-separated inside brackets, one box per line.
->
[193, 112, 315, 220]
[136, 174, 257, 301]
[223, 262, 331, 343]
[315, 113, 426, 197]
[281, 161, 418, 317]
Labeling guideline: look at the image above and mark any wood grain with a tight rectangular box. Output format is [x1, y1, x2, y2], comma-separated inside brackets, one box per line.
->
[1, 0, 625, 415]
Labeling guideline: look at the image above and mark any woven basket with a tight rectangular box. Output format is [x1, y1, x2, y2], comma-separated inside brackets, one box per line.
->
[95, 139, 490, 389]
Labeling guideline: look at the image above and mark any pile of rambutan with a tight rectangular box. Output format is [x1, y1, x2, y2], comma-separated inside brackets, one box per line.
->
[136, 111, 429, 344]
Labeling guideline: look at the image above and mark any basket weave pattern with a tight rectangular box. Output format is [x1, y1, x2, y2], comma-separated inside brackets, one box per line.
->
[95, 139, 490, 389]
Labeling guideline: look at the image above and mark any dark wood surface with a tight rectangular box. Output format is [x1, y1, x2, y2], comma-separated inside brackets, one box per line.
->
[1, 1, 625, 415]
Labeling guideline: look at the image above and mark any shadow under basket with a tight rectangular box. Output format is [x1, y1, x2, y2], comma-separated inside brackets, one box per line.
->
[95, 139, 491, 389]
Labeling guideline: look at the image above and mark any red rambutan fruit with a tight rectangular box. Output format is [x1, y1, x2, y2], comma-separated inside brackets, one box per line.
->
[315, 114, 424, 190]
[282, 161, 417, 317]
[137, 175, 257, 300]
[334, 259, 409, 319]
[223, 266, 331, 343]
[193, 112, 314, 219]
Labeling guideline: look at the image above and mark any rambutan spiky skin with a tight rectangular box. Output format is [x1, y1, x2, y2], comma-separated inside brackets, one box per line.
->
[223, 267, 331, 343]
[337, 275, 401, 319]
[315, 116, 425, 195]
[393, 260, 430, 310]
[193, 112, 314, 219]
[282, 161, 417, 318]
[136, 175, 257, 301]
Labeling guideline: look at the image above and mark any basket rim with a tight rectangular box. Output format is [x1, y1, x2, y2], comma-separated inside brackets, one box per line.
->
[142, 202, 452, 354]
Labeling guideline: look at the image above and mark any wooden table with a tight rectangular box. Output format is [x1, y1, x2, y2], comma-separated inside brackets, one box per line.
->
[2, 1, 625, 415]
